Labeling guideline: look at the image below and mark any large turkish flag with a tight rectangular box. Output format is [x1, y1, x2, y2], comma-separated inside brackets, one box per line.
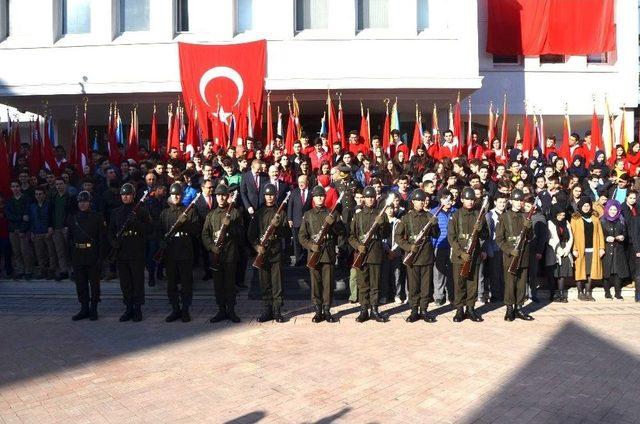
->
[178, 40, 266, 141]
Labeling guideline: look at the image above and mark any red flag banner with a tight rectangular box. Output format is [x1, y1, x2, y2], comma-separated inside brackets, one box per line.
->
[0, 132, 9, 197]
[150, 105, 158, 152]
[178, 41, 266, 141]
[487, 0, 615, 55]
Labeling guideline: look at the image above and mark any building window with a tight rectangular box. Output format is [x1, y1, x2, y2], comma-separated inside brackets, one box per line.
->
[1, 0, 8, 39]
[587, 52, 608, 64]
[357, 0, 388, 30]
[62, 0, 91, 35]
[540, 54, 565, 64]
[295, 0, 328, 31]
[120, 0, 150, 32]
[417, 0, 429, 31]
[493, 54, 520, 65]
[176, 0, 188, 32]
[236, 0, 253, 33]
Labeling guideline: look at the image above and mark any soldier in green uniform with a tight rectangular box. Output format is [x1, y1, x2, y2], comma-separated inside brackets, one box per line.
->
[447, 187, 488, 323]
[67, 191, 106, 321]
[299, 185, 344, 323]
[349, 186, 390, 323]
[395, 189, 440, 323]
[108, 183, 152, 323]
[334, 164, 360, 267]
[495, 189, 535, 322]
[202, 184, 243, 323]
[159, 182, 199, 323]
[248, 183, 287, 323]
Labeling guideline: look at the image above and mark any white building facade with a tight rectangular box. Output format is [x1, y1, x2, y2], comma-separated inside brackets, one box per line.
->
[0, 0, 637, 144]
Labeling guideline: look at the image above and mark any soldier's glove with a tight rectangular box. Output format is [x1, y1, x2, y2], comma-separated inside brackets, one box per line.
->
[270, 213, 283, 227]
[357, 244, 367, 254]
[410, 244, 419, 253]
[460, 252, 471, 262]
[429, 216, 438, 226]
[310, 243, 320, 252]
[523, 220, 532, 230]
[255, 245, 266, 255]
[375, 215, 385, 225]
[221, 216, 231, 227]
[324, 214, 335, 225]
[511, 249, 520, 257]
[472, 224, 482, 233]
[159, 239, 167, 249]
[211, 245, 221, 255]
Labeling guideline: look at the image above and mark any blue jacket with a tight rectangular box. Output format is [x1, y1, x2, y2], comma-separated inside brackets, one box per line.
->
[182, 185, 199, 207]
[29, 201, 52, 234]
[431, 206, 457, 249]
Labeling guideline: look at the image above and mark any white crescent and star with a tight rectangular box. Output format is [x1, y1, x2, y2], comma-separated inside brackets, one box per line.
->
[198, 66, 244, 125]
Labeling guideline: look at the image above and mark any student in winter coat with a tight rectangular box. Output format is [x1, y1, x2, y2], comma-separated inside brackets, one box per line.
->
[545, 203, 574, 302]
[570, 197, 605, 301]
[600, 199, 629, 299]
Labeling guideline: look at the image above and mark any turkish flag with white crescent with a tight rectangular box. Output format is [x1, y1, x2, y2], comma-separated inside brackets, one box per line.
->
[178, 40, 266, 141]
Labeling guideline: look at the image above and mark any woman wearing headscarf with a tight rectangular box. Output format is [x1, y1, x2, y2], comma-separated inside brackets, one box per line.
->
[546, 203, 573, 302]
[567, 155, 589, 181]
[589, 151, 611, 179]
[570, 197, 605, 301]
[600, 199, 629, 299]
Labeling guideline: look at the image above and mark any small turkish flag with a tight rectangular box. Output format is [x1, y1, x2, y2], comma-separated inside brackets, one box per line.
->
[178, 40, 266, 141]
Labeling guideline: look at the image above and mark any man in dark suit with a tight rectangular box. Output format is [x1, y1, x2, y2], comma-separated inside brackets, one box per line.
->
[287, 174, 312, 266]
[260, 165, 290, 204]
[240, 159, 268, 218]
[194, 179, 216, 280]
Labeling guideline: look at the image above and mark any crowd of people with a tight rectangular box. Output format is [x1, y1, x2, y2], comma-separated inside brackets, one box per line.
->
[1, 125, 639, 324]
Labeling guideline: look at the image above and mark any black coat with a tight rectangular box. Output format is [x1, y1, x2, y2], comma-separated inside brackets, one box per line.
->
[240, 171, 268, 211]
[287, 186, 312, 228]
[600, 218, 630, 279]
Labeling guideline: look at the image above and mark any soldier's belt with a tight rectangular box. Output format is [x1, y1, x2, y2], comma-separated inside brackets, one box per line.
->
[460, 234, 470, 240]
[508, 236, 518, 242]
[122, 230, 139, 237]
[173, 232, 189, 237]
[75, 243, 92, 249]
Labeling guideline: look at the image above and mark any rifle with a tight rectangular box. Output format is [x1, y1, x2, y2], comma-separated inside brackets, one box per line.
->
[508, 205, 537, 275]
[352, 194, 395, 270]
[459, 196, 490, 278]
[153, 192, 201, 263]
[209, 191, 238, 271]
[106, 189, 150, 263]
[252, 192, 291, 269]
[306, 192, 344, 270]
[402, 198, 449, 267]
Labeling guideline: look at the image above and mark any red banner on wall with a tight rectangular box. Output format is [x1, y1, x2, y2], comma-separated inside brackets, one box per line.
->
[487, 0, 616, 56]
[178, 40, 267, 140]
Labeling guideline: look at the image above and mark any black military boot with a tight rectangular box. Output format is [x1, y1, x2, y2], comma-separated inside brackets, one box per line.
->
[181, 306, 191, 322]
[257, 305, 274, 323]
[355, 306, 369, 323]
[515, 306, 534, 321]
[420, 307, 436, 323]
[119, 304, 134, 322]
[89, 302, 99, 321]
[466, 306, 483, 322]
[504, 305, 515, 322]
[323, 306, 337, 323]
[312, 305, 324, 323]
[210, 305, 227, 323]
[406, 307, 420, 323]
[227, 305, 241, 323]
[273, 306, 284, 323]
[453, 307, 466, 322]
[132, 304, 143, 322]
[165, 303, 181, 322]
[370, 306, 387, 323]
[72, 303, 90, 321]
[585, 282, 596, 301]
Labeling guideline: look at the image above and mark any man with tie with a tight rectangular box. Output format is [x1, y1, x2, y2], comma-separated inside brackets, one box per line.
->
[195, 179, 216, 280]
[240, 159, 267, 217]
[260, 165, 289, 204]
[288, 175, 312, 266]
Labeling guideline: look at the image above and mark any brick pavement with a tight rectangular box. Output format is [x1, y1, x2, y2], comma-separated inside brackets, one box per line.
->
[1, 281, 640, 423]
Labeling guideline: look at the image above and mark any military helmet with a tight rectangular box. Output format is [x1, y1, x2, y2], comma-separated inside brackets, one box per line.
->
[77, 191, 92, 203]
[120, 183, 135, 196]
[362, 186, 376, 198]
[510, 189, 524, 201]
[461, 187, 475, 200]
[263, 183, 277, 196]
[214, 184, 229, 195]
[169, 182, 182, 196]
[311, 185, 326, 197]
[411, 189, 427, 202]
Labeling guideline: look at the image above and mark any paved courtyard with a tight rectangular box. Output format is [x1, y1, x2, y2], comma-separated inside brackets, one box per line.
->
[1, 281, 640, 423]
